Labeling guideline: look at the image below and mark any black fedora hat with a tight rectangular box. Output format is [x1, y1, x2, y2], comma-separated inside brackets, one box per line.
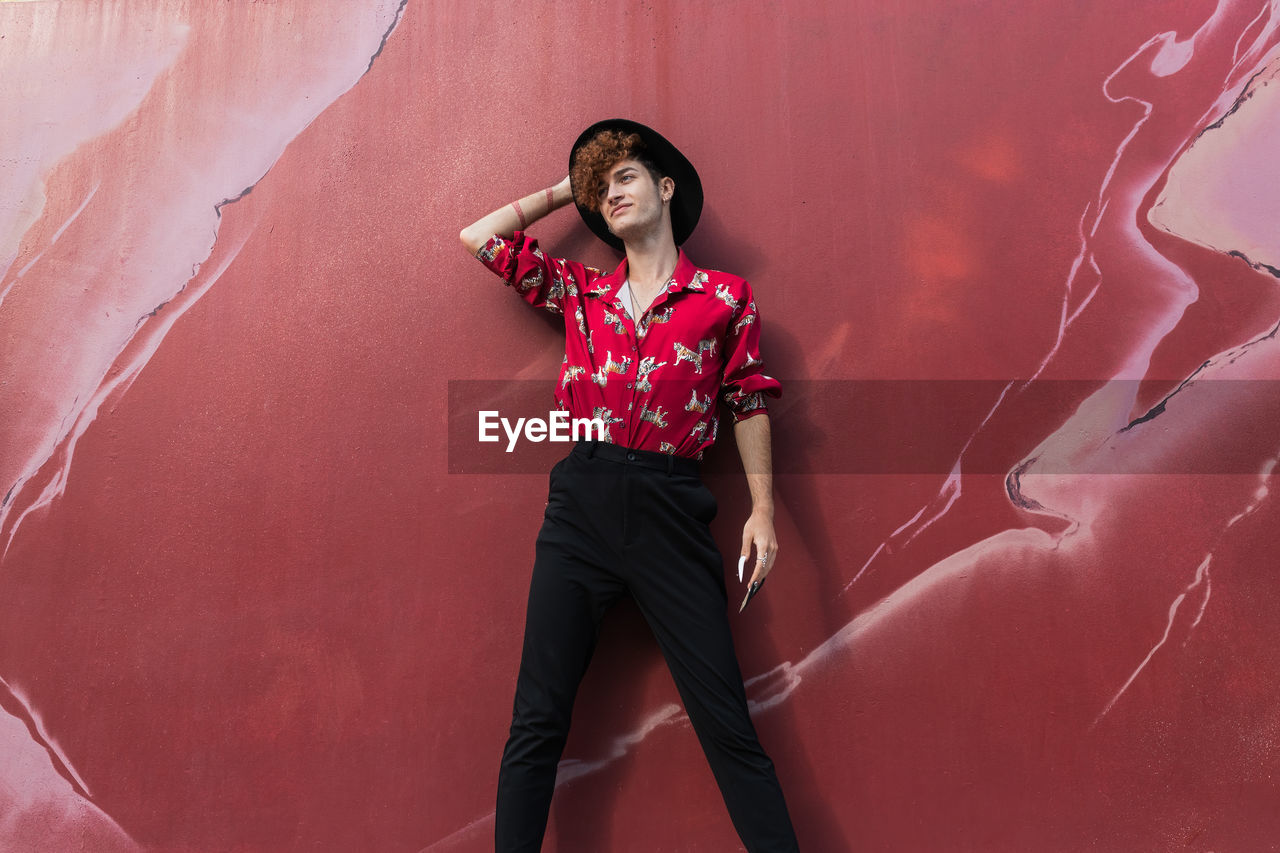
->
[569, 118, 703, 252]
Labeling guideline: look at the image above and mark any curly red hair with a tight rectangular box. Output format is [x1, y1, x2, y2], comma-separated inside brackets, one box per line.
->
[571, 130, 661, 212]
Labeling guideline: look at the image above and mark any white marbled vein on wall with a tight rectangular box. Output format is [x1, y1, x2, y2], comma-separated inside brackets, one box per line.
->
[0, 0, 406, 845]
[1150, 47, 1280, 276]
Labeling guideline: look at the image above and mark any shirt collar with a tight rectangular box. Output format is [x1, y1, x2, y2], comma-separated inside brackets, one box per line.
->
[592, 249, 706, 304]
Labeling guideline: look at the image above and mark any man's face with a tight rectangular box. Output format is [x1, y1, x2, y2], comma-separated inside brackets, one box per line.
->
[597, 158, 673, 244]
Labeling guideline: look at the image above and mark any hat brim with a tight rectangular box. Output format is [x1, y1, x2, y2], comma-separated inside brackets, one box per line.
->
[570, 119, 703, 252]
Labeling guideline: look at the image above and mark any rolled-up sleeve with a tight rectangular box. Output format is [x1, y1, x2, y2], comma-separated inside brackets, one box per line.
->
[474, 230, 570, 315]
[720, 281, 782, 422]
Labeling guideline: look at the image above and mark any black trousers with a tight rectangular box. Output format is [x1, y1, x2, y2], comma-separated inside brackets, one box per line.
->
[495, 440, 799, 852]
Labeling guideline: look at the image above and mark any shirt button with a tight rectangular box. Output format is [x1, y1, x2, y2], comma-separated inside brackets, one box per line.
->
[626, 382, 633, 389]
[626, 452, 636, 461]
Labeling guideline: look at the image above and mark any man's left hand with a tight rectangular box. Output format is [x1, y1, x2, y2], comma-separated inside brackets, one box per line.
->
[738, 508, 778, 588]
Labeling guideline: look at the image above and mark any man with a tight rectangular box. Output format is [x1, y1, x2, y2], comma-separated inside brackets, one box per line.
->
[459, 119, 799, 852]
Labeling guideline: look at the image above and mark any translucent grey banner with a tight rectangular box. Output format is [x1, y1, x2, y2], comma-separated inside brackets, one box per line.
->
[446, 379, 1278, 475]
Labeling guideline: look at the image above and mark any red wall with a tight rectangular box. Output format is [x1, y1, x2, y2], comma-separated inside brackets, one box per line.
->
[4, 1, 1280, 849]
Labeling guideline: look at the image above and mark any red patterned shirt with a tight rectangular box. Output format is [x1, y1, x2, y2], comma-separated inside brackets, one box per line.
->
[476, 230, 781, 459]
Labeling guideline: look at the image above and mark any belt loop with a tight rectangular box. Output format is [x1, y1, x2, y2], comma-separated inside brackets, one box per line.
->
[666, 454, 674, 476]
[587, 440, 597, 459]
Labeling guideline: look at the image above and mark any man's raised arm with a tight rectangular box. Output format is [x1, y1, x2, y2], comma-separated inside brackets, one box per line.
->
[459, 175, 575, 256]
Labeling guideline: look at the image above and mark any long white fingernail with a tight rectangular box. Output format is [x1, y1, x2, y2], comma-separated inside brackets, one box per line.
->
[737, 556, 745, 583]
